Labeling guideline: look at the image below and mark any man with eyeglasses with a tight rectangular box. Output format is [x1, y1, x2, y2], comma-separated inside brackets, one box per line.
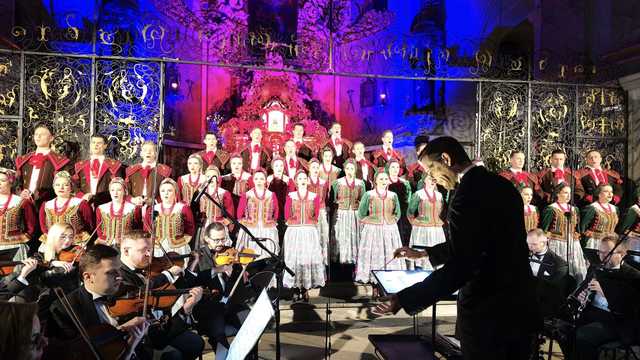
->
[183, 221, 247, 360]
[559, 234, 640, 359]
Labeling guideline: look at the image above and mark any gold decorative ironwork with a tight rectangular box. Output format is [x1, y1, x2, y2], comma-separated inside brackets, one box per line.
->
[0, 121, 18, 169]
[578, 87, 625, 138]
[94, 60, 161, 163]
[23, 55, 91, 156]
[480, 82, 527, 172]
[530, 85, 575, 170]
[0, 54, 20, 116]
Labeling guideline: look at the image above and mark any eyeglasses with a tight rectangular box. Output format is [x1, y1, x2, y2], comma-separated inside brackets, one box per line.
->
[207, 237, 226, 243]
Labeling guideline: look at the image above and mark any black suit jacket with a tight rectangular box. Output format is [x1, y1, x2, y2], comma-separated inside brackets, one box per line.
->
[531, 250, 570, 317]
[397, 166, 539, 341]
[49, 286, 103, 340]
[592, 263, 640, 343]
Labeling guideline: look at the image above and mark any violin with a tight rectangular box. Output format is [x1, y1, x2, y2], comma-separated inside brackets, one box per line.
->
[108, 283, 195, 318]
[57, 245, 85, 263]
[214, 247, 259, 266]
[149, 251, 192, 275]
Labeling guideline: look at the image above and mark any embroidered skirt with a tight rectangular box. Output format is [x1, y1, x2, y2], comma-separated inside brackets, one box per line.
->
[548, 238, 587, 283]
[406, 225, 446, 270]
[332, 209, 360, 264]
[317, 208, 330, 265]
[355, 223, 406, 284]
[236, 225, 280, 259]
[283, 225, 326, 289]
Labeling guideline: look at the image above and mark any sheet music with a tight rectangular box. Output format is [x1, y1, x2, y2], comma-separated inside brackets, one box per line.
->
[226, 275, 275, 360]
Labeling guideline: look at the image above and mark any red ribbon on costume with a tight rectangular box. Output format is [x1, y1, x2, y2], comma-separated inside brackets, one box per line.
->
[140, 166, 152, 179]
[385, 149, 392, 160]
[28, 153, 47, 169]
[553, 169, 564, 183]
[204, 151, 215, 164]
[91, 159, 100, 178]
[288, 158, 296, 169]
[295, 141, 302, 149]
[514, 171, 529, 185]
[334, 138, 342, 146]
[595, 169, 608, 184]
[252, 144, 260, 153]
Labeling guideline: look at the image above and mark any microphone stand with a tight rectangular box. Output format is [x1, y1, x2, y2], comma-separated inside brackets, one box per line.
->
[196, 187, 294, 360]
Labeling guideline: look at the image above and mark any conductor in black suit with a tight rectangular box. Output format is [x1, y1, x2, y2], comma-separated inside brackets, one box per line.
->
[374, 136, 540, 359]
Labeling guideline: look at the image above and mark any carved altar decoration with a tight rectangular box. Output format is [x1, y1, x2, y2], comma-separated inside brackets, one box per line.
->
[219, 55, 328, 155]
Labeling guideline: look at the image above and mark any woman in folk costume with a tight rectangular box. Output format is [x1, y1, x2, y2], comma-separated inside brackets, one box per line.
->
[39, 171, 94, 245]
[236, 169, 280, 258]
[96, 177, 141, 247]
[355, 171, 406, 287]
[406, 173, 446, 270]
[199, 166, 235, 239]
[0, 168, 37, 261]
[386, 159, 412, 246]
[143, 178, 195, 256]
[283, 170, 326, 302]
[580, 184, 619, 251]
[618, 189, 640, 264]
[319, 147, 342, 185]
[520, 186, 539, 232]
[330, 159, 366, 264]
[540, 184, 587, 282]
[307, 158, 330, 265]
[267, 157, 293, 246]
[177, 153, 207, 203]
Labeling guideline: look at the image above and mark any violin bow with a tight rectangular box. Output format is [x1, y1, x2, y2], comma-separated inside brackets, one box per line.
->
[70, 220, 103, 264]
[52, 287, 102, 360]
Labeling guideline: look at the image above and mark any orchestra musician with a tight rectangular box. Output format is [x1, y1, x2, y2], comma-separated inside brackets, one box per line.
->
[183, 222, 248, 359]
[558, 234, 640, 360]
[117, 232, 204, 360]
[526, 228, 570, 318]
[47, 244, 149, 360]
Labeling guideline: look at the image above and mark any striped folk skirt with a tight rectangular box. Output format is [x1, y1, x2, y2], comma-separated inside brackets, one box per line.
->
[355, 223, 406, 284]
[236, 225, 280, 259]
[406, 225, 446, 270]
[332, 209, 360, 264]
[548, 237, 588, 283]
[283, 225, 326, 289]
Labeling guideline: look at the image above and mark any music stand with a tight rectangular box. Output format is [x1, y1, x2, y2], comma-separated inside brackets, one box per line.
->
[226, 278, 276, 360]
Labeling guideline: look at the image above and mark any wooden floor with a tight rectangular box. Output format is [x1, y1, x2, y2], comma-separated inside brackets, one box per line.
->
[199, 282, 568, 359]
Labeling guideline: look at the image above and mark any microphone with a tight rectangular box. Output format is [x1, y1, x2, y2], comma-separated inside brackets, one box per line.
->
[193, 175, 216, 205]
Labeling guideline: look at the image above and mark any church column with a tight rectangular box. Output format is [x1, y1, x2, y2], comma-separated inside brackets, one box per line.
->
[620, 73, 640, 183]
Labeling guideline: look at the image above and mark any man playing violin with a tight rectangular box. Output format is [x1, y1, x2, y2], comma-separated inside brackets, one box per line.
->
[117, 231, 204, 360]
[183, 221, 249, 360]
[47, 244, 148, 360]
